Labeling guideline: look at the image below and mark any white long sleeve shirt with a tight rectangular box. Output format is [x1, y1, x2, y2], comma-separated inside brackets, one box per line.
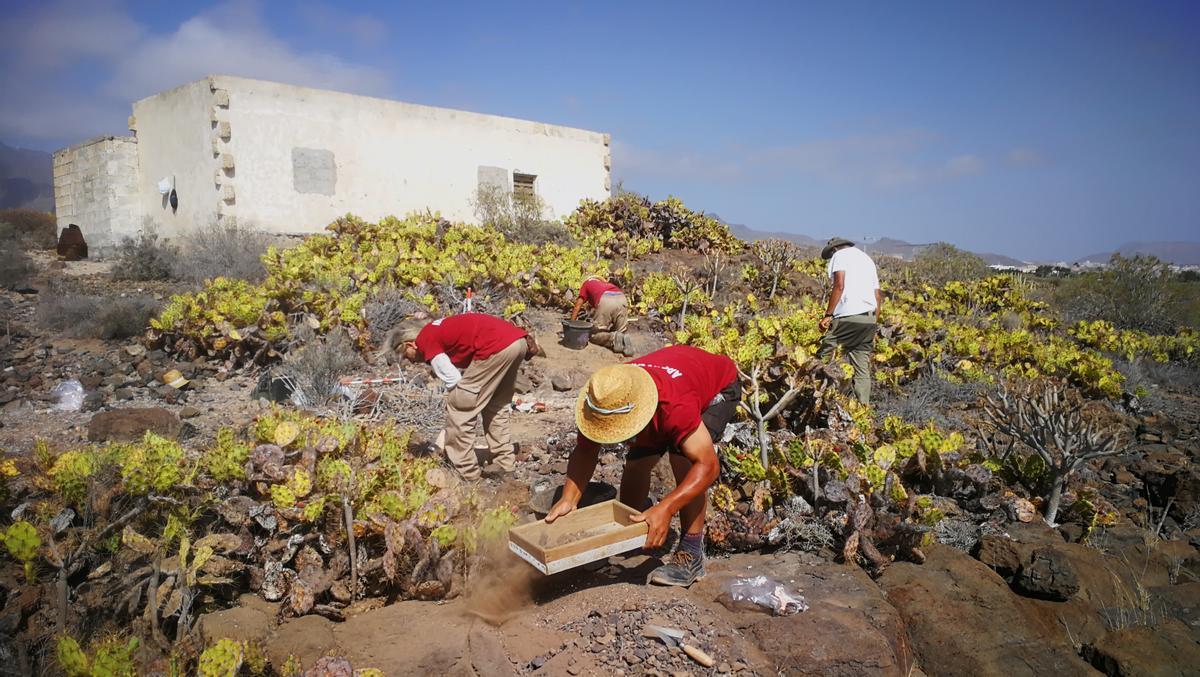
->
[430, 353, 462, 389]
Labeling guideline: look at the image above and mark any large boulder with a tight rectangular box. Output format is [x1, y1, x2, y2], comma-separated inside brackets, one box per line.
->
[879, 545, 1096, 676]
[1129, 450, 1200, 521]
[87, 407, 181, 442]
[1014, 547, 1080, 601]
[974, 522, 1063, 580]
[1083, 619, 1200, 676]
[263, 614, 336, 671]
[695, 553, 913, 676]
[56, 224, 88, 261]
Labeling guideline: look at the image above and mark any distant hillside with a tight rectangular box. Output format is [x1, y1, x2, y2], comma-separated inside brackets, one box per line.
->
[1077, 241, 1200, 266]
[726, 223, 821, 248]
[0, 142, 53, 211]
[726, 222, 1026, 266]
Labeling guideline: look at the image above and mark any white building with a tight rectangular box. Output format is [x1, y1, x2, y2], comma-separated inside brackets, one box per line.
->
[53, 75, 612, 251]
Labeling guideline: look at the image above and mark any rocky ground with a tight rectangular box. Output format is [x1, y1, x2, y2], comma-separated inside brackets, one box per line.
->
[2, 260, 1200, 675]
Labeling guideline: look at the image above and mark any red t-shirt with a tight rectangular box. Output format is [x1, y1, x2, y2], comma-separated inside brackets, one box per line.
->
[414, 314, 527, 368]
[579, 278, 622, 307]
[629, 345, 738, 450]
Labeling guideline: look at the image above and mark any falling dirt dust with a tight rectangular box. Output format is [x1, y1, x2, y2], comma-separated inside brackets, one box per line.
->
[463, 549, 542, 626]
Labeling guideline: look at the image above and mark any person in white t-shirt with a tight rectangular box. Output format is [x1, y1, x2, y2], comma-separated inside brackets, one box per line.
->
[817, 237, 882, 404]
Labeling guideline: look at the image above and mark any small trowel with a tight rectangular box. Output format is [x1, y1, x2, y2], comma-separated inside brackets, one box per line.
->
[642, 624, 716, 668]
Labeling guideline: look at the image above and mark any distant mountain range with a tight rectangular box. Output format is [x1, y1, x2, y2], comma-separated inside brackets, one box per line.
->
[1077, 241, 1200, 267]
[726, 219, 1200, 267]
[726, 222, 1026, 266]
[0, 142, 53, 211]
[2, 140, 1196, 266]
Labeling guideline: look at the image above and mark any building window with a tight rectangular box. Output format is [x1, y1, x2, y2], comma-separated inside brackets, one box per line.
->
[513, 173, 537, 202]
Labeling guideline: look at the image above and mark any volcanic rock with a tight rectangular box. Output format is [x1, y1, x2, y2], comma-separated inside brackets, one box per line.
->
[87, 406, 181, 442]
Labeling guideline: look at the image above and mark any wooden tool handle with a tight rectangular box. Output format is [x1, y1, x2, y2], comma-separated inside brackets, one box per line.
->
[682, 644, 715, 668]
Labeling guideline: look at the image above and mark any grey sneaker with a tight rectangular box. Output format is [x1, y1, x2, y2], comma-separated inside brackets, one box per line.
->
[618, 333, 635, 357]
[647, 550, 705, 587]
[611, 333, 626, 355]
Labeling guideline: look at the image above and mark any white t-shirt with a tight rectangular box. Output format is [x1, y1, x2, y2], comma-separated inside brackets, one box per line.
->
[827, 246, 880, 317]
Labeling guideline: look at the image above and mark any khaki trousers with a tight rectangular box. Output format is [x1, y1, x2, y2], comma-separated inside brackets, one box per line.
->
[817, 314, 877, 405]
[442, 338, 527, 480]
[589, 293, 629, 350]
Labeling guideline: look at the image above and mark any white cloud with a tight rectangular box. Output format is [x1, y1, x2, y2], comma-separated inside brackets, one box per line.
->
[1006, 147, 1043, 167]
[614, 130, 984, 190]
[297, 2, 388, 46]
[104, 7, 390, 103]
[0, 0, 392, 145]
[612, 140, 744, 183]
[945, 154, 984, 176]
[0, 0, 143, 71]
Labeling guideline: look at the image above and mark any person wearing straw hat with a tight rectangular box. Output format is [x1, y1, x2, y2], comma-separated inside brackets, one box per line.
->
[571, 275, 633, 356]
[390, 313, 533, 481]
[818, 237, 882, 404]
[546, 345, 740, 587]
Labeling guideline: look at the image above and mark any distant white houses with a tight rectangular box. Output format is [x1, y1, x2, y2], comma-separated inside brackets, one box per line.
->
[988, 263, 1038, 274]
[53, 75, 612, 251]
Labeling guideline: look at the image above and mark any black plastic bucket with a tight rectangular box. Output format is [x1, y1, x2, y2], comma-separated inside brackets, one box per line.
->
[562, 319, 592, 350]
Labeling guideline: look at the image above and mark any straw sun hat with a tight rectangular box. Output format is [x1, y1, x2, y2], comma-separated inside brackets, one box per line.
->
[575, 364, 659, 444]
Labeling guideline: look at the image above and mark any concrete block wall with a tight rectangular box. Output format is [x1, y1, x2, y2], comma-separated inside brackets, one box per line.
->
[52, 136, 142, 252]
[58, 75, 612, 244]
[209, 75, 611, 232]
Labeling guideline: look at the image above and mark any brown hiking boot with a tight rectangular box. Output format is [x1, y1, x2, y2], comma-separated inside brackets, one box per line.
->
[647, 550, 706, 587]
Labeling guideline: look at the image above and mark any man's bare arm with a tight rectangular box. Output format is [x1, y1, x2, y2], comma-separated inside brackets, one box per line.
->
[570, 297, 585, 321]
[545, 436, 600, 522]
[825, 270, 845, 317]
[660, 426, 720, 512]
[629, 426, 719, 546]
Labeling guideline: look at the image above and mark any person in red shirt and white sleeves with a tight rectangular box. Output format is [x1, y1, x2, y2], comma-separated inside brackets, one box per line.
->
[571, 275, 633, 356]
[391, 313, 532, 481]
[545, 345, 741, 587]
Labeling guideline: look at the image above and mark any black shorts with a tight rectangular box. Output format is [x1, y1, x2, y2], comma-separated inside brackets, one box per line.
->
[627, 379, 741, 460]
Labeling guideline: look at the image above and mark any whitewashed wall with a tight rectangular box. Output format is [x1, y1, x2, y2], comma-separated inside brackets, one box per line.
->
[62, 75, 612, 245]
[198, 75, 610, 232]
[52, 136, 140, 251]
[131, 79, 223, 240]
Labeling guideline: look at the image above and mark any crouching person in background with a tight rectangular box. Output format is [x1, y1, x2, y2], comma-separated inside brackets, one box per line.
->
[571, 275, 633, 356]
[546, 345, 740, 587]
[392, 313, 533, 481]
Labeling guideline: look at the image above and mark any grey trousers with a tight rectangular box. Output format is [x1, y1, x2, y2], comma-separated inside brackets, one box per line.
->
[817, 314, 877, 404]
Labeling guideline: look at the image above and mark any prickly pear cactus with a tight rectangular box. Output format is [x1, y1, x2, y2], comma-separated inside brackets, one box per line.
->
[431, 525, 458, 548]
[243, 640, 269, 676]
[301, 496, 327, 522]
[4, 520, 40, 562]
[203, 428, 250, 482]
[270, 467, 315, 511]
[0, 457, 16, 504]
[55, 636, 89, 677]
[270, 484, 297, 511]
[711, 484, 737, 512]
[198, 638, 245, 677]
[48, 450, 98, 506]
[5, 520, 40, 581]
[280, 654, 304, 677]
[89, 636, 138, 677]
[120, 432, 184, 495]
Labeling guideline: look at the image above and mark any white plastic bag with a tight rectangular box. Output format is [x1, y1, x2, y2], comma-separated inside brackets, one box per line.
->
[51, 379, 84, 411]
[729, 575, 808, 615]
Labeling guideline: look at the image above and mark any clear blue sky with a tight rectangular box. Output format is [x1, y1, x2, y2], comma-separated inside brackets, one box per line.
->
[2, 1, 1197, 260]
